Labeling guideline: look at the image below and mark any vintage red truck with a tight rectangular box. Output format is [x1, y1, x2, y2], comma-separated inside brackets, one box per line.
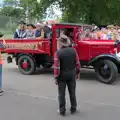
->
[0, 23, 120, 84]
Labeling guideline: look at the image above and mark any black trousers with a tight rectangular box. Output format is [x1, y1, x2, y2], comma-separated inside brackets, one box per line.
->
[58, 76, 77, 113]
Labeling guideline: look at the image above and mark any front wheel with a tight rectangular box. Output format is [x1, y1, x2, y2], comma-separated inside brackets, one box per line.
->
[95, 60, 118, 84]
[18, 55, 36, 75]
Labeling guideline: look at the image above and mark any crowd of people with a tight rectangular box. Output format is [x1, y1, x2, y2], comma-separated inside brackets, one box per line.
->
[14, 21, 120, 41]
[14, 21, 52, 39]
[79, 25, 120, 40]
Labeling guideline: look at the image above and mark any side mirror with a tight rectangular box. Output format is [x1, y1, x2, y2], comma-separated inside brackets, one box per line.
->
[114, 40, 120, 48]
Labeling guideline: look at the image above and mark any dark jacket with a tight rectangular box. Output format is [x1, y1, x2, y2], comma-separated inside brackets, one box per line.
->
[57, 47, 77, 81]
[43, 26, 51, 38]
[35, 28, 46, 38]
[14, 29, 26, 39]
[35, 30, 41, 38]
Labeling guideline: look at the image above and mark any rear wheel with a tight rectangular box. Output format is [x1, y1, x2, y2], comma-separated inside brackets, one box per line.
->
[95, 60, 118, 84]
[18, 55, 36, 75]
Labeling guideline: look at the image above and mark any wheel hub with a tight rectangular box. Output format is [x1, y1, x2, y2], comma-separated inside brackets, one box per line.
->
[22, 60, 28, 69]
[99, 64, 111, 79]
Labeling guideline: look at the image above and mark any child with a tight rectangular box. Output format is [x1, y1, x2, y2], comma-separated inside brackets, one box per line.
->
[0, 32, 6, 96]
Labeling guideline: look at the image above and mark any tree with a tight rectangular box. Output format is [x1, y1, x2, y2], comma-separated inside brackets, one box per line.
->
[38, 0, 120, 25]
[3, 0, 120, 24]
[0, 6, 25, 18]
[3, 0, 47, 21]
[3, 0, 19, 6]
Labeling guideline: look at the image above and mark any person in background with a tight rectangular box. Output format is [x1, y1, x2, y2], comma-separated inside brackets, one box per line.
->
[100, 28, 108, 40]
[97, 28, 102, 39]
[85, 33, 92, 40]
[113, 28, 118, 40]
[107, 25, 114, 40]
[43, 21, 51, 38]
[117, 29, 120, 40]
[91, 29, 98, 39]
[26, 24, 36, 39]
[0, 32, 6, 96]
[14, 21, 27, 39]
[35, 23, 45, 39]
[54, 35, 80, 116]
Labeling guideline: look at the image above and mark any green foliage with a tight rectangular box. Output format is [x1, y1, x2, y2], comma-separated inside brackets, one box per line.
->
[39, 0, 120, 25]
[5, 21, 17, 33]
[3, 0, 47, 21]
[0, 6, 25, 18]
[2, 0, 120, 24]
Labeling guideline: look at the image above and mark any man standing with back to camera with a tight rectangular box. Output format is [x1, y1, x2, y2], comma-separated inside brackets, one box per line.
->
[54, 35, 80, 116]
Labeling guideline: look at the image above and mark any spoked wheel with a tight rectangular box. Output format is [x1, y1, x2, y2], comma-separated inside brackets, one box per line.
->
[18, 55, 36, 75]
[95, 60, 118, 84]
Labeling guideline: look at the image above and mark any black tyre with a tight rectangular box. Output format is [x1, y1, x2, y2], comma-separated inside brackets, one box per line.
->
[42, 63, 53, 68]
[18, 55, 36, 75]
[95, 60, 118, 84]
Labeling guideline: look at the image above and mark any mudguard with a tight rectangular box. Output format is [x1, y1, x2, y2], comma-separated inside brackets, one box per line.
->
[89, 54, 120, 65]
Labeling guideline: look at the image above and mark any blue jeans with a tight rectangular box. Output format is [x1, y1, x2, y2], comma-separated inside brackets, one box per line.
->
[0, 64, 2, 89]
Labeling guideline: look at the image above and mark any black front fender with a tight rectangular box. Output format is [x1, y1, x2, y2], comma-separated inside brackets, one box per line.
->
[89, 54, 120, 65]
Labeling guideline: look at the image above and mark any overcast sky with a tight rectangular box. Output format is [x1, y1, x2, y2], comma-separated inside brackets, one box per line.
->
[0, 0, 3, 4]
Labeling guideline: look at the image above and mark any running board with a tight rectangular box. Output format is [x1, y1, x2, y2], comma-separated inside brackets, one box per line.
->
[81, 66, 94, 69]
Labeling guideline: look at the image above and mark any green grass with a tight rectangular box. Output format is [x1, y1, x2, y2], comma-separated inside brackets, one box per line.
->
[0, 29, 14, 39]
[4, 34, 13, 39]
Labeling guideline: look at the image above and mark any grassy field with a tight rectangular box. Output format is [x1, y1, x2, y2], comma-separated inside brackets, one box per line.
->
[4, 34, 13, 39]
[0, 29, 14, 39]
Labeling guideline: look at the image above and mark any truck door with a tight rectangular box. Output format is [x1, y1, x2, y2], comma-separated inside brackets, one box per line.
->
[74, 27, 90, 61]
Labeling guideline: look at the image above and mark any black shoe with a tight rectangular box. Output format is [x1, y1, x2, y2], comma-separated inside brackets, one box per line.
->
[71, 108, 78, 114]
[57, 109, 66, 116]
[60, 112, 66, 116]
[0, 90, 4, 96]
[71, 110, 76, 114]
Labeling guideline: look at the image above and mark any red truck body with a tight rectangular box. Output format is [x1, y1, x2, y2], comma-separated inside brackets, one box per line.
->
[1, 23, 120, 84]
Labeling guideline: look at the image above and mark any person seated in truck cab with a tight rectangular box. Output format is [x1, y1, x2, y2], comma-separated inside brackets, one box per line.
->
[14, 21, 27, 39]
[62, 29, 73, 43]
[35, 23, 45, 39]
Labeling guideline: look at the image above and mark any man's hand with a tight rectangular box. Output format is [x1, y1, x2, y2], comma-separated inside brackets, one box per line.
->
[76, 73, 80, 80]
[55, 79, 58, 85]
[2, 36, 6, 45]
